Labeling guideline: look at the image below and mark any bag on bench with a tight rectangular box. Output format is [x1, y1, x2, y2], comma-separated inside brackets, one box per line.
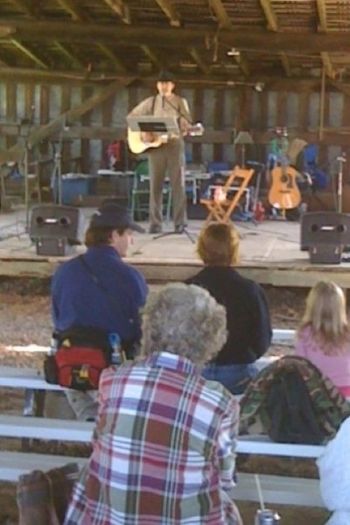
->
[239, 355, 350, 445]
[44, 327, 113, 391]
[17, 462, 80, 525]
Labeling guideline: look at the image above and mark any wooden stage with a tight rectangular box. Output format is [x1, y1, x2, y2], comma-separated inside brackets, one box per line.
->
[1, 206, 350, 288]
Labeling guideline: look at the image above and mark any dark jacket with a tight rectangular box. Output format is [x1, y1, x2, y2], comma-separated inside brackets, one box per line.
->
[52, 245, 148, 348]
[186, 266, 272, 364]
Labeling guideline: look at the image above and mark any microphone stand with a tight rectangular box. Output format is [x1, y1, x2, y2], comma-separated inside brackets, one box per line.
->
[337, 154, 346, 213]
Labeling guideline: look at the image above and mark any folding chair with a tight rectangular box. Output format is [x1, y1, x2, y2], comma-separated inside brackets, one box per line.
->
[200, 166, 254, 224]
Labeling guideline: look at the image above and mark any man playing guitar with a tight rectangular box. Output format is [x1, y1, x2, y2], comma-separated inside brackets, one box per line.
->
[127, 70, 192, 234]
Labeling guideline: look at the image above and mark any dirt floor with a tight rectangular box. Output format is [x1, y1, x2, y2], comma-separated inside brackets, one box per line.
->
[0, 279, 331, 524]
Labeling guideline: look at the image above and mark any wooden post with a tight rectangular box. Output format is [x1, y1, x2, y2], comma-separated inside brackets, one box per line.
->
[319, 66, 326, 141]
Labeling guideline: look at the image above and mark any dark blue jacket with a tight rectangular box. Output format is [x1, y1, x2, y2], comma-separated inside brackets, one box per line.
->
[52, 245, 148, 346]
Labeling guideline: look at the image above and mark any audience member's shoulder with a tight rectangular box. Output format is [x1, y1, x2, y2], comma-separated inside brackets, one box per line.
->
[120, 259, 145, 282]
[202, 378, 239, 409]
[53, 254, 81, 276]
[233, 269, 263, 292]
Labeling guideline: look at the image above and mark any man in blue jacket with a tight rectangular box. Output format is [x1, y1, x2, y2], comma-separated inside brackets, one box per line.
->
[51, 204, 148, 419]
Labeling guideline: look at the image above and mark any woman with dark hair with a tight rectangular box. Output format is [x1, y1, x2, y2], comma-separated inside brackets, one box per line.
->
[186, 222, 272, 394]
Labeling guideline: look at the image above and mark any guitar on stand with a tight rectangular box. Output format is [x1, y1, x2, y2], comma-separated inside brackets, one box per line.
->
[267, 127, 301, 218]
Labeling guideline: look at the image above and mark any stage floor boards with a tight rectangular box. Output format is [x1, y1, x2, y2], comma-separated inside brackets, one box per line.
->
[0, 206, 349, 288]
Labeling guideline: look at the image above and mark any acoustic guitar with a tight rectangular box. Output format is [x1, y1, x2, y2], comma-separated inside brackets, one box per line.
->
[268, 165, 301, 210]
[127, 123, 204, 155]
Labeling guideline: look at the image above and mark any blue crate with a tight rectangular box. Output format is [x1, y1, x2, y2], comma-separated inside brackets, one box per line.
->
[55, 175, 93, 205]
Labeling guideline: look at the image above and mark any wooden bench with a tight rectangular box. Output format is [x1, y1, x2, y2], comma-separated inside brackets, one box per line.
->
[0, 415, 324, 507]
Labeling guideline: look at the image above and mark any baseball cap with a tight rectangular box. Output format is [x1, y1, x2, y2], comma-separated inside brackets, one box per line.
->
[90, 204, 145, 233]
[157, 70, 176, 82]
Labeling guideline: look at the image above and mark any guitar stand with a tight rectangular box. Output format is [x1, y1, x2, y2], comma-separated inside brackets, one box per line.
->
[153, 226, 196, 244]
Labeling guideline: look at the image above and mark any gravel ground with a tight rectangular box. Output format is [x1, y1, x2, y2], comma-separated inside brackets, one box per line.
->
[0, 280, 330, 524]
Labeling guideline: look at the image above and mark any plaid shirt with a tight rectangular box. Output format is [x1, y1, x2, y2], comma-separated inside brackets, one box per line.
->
[64, 352, 241, 525]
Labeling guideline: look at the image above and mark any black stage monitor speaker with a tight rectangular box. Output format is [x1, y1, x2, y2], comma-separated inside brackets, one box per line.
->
[300, 211, 350, 264]
[30, 205, 85, 256]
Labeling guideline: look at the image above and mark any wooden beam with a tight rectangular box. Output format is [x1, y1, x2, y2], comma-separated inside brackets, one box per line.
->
[0, 65, 333, 88]
[279, 52, 292, 77]
[103, 0, 131, 24]
[27, 79, 131, 148]
[141, 45, 163, 69]
[209, 0, 232, 29]
[10, 39, 48, 69]
[155, 0, 181, 27]
[259, 0, 278, 31]
[97, 44, 129, 73]
[56, 0, 88, 22]
[234, 53, 250, 77]
[11, 0, 37, 17]
[329, 79, 350, 99]
[3, 20, 350, 52]
[0, 78, 134, 164]
[321, 52, 335, 79]
[54, 41, 85, 69]
[316, 0, 328, 32]
[189, 47, 210, 75]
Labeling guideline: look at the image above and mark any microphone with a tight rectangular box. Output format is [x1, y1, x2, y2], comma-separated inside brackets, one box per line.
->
[162, 96, 165, 109]
[337, 153, 346, 163]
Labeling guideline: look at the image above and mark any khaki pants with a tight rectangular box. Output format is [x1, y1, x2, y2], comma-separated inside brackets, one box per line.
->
[148, 138, 186, 228]
[65, 389, 98, 421]
[44, 390, 98, 421]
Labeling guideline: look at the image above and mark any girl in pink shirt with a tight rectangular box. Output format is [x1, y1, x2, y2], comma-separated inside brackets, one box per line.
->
[295, 280, 350, 397]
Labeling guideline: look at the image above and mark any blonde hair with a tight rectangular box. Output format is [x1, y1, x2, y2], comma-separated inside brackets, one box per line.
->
[299, 280, 350, 354]
[140, 283, 227, 365]
[197, 223, 239, 266]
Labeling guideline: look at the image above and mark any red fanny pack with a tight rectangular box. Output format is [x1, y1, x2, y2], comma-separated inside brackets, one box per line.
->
[55, 345, 109, 391]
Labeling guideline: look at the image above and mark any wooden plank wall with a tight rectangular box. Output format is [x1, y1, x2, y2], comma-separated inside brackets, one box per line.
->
[0, 80, 349, 183]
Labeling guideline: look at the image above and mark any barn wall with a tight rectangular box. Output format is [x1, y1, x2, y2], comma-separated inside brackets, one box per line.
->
[0, 80, 349, 184]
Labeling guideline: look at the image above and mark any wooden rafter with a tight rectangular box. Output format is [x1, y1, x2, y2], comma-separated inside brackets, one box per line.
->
[234, 53, 250, 77]
[0, 65, 335, 89]
[321, 52, 335, 79]
[10, 39, 48, 69]
[56, 0, 88, 22]
[11, 0, 37, 17]
[54, 41, 84, 69]
[209, 0, 232, 29]
[259, 0, 278, 31]
[155, 0, 181, 27]
[97, 44, 129, 73]
[279, 52, 292, 77]
[141, 45, 163, 69]
[2, 20, 350, 53]
[189, 48, 210, 75]
[316, 0, 328, 32]
[103, 0, 131, 24]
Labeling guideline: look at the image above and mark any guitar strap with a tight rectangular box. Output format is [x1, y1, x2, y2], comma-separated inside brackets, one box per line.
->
[152, 94, 182, 127]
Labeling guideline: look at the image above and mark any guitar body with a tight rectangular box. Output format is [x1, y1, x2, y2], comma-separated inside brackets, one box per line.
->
[127, 129, 164, 155]
[127, 123, 204, 155]
[268, 165, 301, 210]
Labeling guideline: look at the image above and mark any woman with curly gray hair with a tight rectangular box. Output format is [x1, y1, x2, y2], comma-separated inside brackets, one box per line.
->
[140, 282, 228, 364]
[65, 283, 242, 525]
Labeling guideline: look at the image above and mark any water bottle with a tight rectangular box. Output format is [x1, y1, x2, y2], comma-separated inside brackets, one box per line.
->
[255, 509, 281, 525]
[49, 335, 58, 355]
[109, 333, 122, 365]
